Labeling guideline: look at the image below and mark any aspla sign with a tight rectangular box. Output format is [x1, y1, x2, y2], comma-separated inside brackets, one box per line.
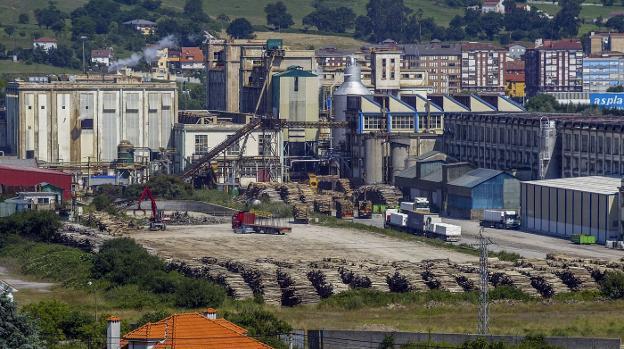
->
[590, 93, 624, 109]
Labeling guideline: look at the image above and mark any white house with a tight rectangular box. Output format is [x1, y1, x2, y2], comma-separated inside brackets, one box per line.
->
[33, 37, 57, 52]
[91, 49, 113, 67]
[482, 0, 505, 14]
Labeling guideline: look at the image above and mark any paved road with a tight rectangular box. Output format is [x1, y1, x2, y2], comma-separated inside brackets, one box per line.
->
[352, 214, 624, 260]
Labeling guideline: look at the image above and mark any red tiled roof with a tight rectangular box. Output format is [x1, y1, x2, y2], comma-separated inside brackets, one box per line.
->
[122, 312, 272, 349]
[91, 49, 113, 58]
[0, 164, 70, 176]
[33, 37, 57, 43]
[483, 0, 501, 6]
[180, 47, 204, 62]
[538, 39, 582, 50]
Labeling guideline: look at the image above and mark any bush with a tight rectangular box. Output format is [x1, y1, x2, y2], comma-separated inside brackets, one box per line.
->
[124, 176, 193, 200]
[131, 310, 172, 330]
[92, 238, 163, 285]
[105, 284, 161, 309]
[224, 302, 292, 349]
[0, 210, 61, 242]
[23, 300, 91, 345]
[490, 286, 533, 301]
[174, 278, 226, 308]
[599, 271, 624, 299]
[0, 295, 44, 348]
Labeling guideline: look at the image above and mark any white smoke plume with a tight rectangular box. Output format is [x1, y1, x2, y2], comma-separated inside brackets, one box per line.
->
[108, 35, 177, 72]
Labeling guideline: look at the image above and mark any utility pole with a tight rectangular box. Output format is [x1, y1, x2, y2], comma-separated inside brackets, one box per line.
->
[476, 227, 493, 335]
[80, 35, 88, 74]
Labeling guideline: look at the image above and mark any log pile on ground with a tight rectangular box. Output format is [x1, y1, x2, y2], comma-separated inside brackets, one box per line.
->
[57, 223, 112, 252]
[293, 204, 309, 222]
[80, 212, 134, 236]
[313, 195, 332, 214]
[279, 183, 302, 204]
[354, 185, 402, 207]
[246, 182, 281, 202]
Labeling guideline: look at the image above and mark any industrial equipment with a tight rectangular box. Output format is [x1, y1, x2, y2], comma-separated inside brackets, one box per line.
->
[137, 186, 166, 231]
[570, 234, 596, 245]
[357, 200, 372, 219]
[231, 211, 292, 235]
[480, 210, 520, 229]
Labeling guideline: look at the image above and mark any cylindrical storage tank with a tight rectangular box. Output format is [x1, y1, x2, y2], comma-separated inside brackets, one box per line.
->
[391, 143, 409, 182]
[332, 57, 371, 151]
[117, 140, 135, 165]
[365, 137, 383, 184]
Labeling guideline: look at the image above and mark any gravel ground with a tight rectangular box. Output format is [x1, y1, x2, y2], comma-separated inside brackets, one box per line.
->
[130, 222, 477, 263]
[0, 266, 54, 293]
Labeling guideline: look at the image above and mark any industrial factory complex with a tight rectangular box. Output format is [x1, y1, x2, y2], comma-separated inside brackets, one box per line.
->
[2, 36, 624, 252]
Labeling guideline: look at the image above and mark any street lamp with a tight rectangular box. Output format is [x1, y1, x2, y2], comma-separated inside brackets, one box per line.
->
[87, 281, 97, 323]
[80, 35, 88, 74]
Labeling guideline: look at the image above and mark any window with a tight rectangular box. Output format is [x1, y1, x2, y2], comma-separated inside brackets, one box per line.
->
[294, 77, 299, 92]
[226, 135, 240, 156]
[364, 116, 383, 130]
[391, 115, 414, 130]
[37, 198, 50, 204]
[258, 134, 272, 156]
[81, 119, 94, 130]
[195, 135, 209, 154]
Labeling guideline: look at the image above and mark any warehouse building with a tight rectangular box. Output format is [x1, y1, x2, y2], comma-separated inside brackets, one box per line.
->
[4, 76, 177, 164]
[446, 168, 520, 219]
[521, 176, 621, 244]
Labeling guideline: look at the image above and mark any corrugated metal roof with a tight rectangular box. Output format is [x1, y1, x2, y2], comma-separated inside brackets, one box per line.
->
[447, 168, 506, 188]
[420, 169, 443, 183]
[395, 165, 417, 179]
[522, 176, 621, 195]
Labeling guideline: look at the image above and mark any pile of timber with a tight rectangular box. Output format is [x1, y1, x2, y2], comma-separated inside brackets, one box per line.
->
[246, 182, 281, 202]
[490, 269, 540, 297]
[555, 267, 600, 291]
[421, 261, 464, 293]
[276, 268, 321, 306]
[57, 223, 111, 252]
[293, 204, 309, 222]
[279, 183, 301, 204]
[299, 185, 315, 204]
[354, 185, 402, 207]
[336, 178, 353, 198]
[313, 195, 332, 215]
[80, 212, 134, 236]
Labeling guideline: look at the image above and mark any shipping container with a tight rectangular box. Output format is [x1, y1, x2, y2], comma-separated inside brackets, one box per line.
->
[405, 210, 440, 233]
[429, 223, 461, 242]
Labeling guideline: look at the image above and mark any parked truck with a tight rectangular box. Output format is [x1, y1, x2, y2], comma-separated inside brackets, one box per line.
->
[399, 198, 430, 213]
[480, 209, 520, 229]
[231, 211, 291, 235]
[426, 222, 462, 242]
[405, 210, 441, 234]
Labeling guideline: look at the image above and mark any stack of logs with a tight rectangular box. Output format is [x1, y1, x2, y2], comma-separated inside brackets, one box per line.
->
[313, 195, 332, 214]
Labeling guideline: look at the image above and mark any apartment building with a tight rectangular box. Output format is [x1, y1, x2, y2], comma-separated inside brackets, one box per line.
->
[582, 53, 624, 92]
[400, 42, 462, 94]
[504, 60, 525, 98]
[443, 112, 624, 180]
[586, 32, 624, 55]
[461, 43, 505, 92]
[525, 39, 583, 97]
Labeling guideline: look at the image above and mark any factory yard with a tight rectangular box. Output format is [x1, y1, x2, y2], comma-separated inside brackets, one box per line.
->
[131, 222, 477, 263]
[445, 218, 624, 260]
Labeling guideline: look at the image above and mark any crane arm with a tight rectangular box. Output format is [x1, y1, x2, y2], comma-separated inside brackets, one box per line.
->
[137, 186, 158, 219]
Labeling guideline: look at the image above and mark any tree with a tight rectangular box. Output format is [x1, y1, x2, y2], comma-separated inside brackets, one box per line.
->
[264, 1, 294, 30]
[18, 13, 29, 24]
[600, 271, 624, 299]
[607, 85, 624, 92]
[303, 7, 355, 33]
[0, 210, 61, 242]
[225, 305, 292, 348]
[526, 94, 560, 112]
[174, 278, 226, 308]
[227, 18, 254, 39]
[23, 300, 91, 345]
[34, 1, 67, 29]
[183, 0, 208, 21]
[481, 12, 504, 39]
[354, 15, 373, 40]
[365, 0, 411, 42]
[606, 15, 624, 32]
[4, 26, 16, 37]
[92, 238, 164, 285]
[0, 295, 44, 348]
[554, 0, 582, 38]
[142, 0, 161, 10]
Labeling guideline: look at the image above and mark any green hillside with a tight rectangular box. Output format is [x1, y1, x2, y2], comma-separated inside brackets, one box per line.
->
[0, 0, 463, 36]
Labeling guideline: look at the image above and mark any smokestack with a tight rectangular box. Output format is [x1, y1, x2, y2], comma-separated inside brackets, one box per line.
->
[107, 316, 121, 349]
[202, 308, 217, 320]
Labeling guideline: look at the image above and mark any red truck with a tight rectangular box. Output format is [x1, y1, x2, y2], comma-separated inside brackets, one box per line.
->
[231, 211, 291, 235]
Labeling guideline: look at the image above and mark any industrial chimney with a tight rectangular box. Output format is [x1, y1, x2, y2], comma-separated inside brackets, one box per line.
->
[202, 308, 217, 320]
[107, 316, 121, 349]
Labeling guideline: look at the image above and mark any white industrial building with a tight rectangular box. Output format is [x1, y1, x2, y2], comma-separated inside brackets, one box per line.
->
[520, 176, 622, 244]
[174, 112, 283, 186]
[4, 76, 177, 164]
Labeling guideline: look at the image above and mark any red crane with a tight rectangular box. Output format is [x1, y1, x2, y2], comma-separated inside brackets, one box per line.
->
[137, 186, 166, 231]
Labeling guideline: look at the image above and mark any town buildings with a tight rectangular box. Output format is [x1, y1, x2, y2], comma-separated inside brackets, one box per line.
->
[582, 53, 624, 92]
[180, 46, 205, 70]
[461, 43, 506, 92]
[400, 42, 462, 94]
[91, 49, 114, 67]
[4, 76, 177, 164]
[525, 39, 584, 97]
[587, 32, 624, 55]
[481, 0, 505, 13]
[504, 60, 525, 98]
[123, 19, 156, 35]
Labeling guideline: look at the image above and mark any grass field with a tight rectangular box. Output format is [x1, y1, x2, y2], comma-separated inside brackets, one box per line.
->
[0, 60, 80, 74]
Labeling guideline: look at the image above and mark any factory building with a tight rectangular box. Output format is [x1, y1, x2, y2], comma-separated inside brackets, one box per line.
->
[521, 176, 621, 244]
[446, 168, 520, 219]
[444, 113, 624, 180]
[173, 112, 283, 186]
[204, 38, 316, 114]
[271, 66, 320, 151]
[4, 76, 177, 165]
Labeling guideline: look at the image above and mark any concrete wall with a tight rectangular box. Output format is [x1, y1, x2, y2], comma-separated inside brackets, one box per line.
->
[304, 330, 620, 349]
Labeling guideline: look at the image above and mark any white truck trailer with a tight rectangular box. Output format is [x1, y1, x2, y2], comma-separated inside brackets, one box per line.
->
[426, 222, 462, 242]
[480, 209, 520, 229]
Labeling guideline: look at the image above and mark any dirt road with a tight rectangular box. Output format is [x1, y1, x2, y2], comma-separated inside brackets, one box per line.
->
[131, 223, 477, 263]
